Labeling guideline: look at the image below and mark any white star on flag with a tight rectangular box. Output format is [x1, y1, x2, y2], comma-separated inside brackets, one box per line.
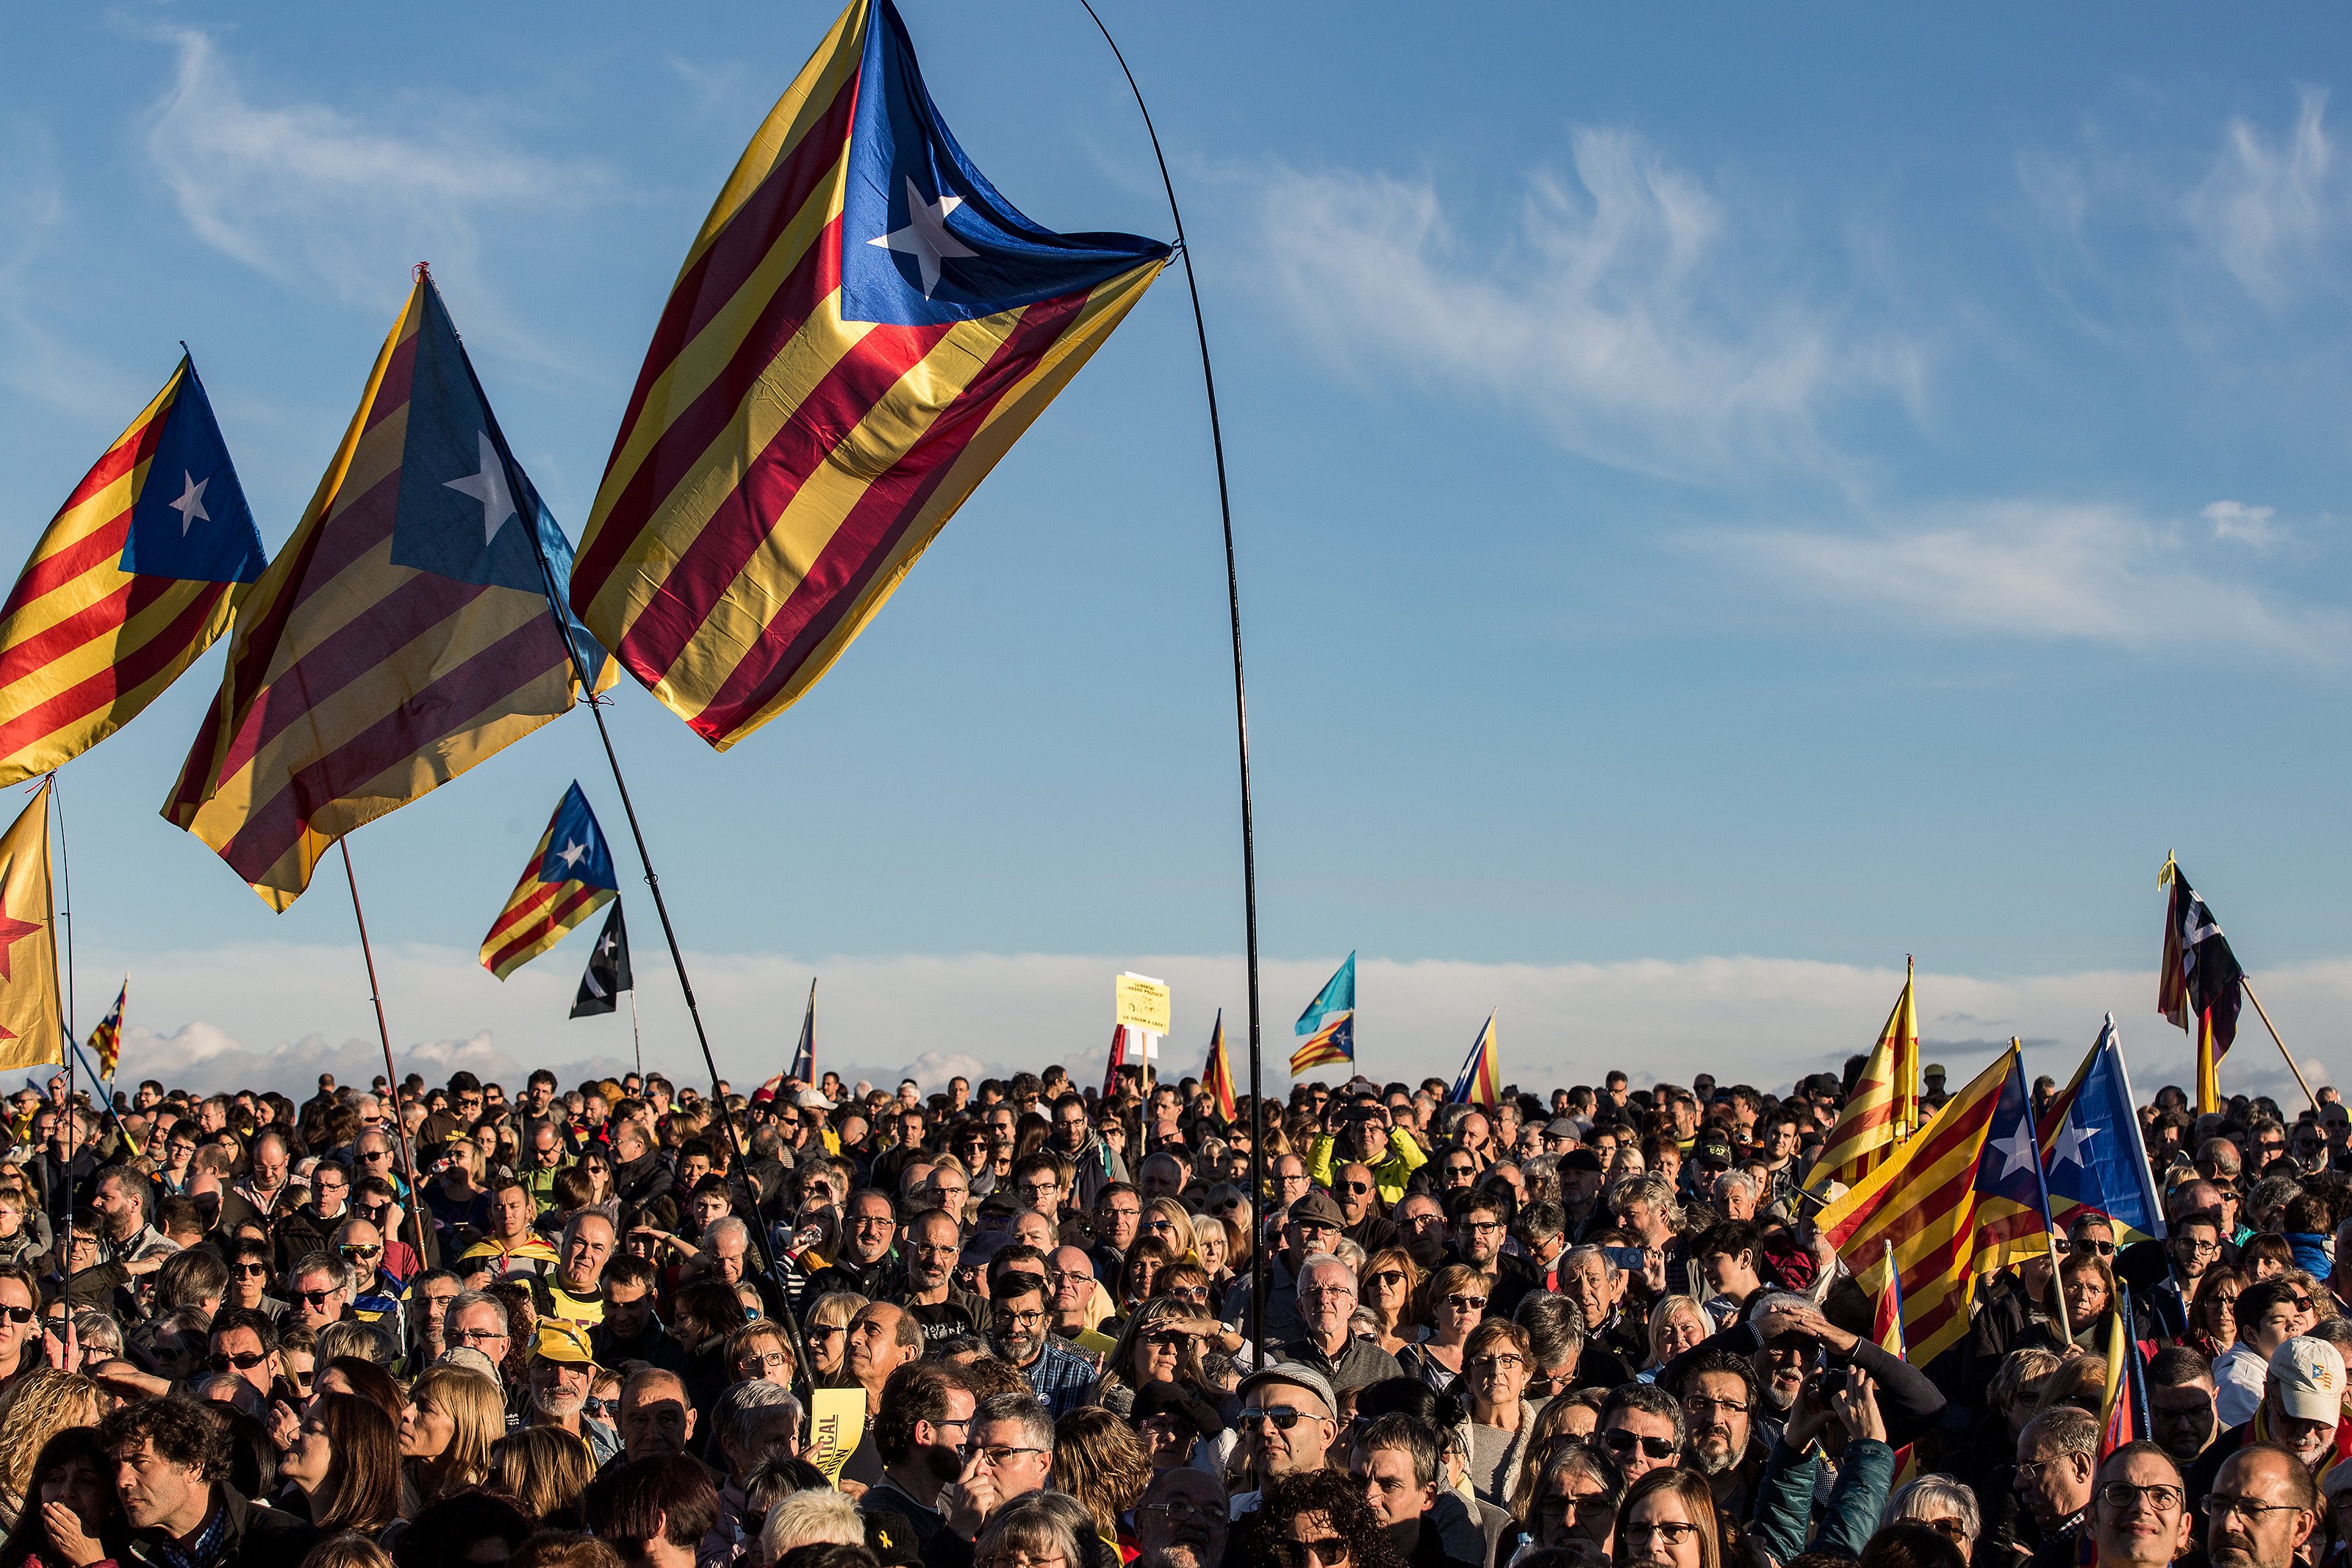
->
[867, 175, 976, 298]
[442, 431, 517, 544]
[1987, 1122, 2040, 1182]
[2049, 1120, 2099, 1169]
[555, 839, 589, 870]
[169, 471, 210, 535]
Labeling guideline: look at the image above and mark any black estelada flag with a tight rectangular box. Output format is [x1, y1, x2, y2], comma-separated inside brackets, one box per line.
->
[2160, 860, 2245, 1054]
[570, 900, 632, 1018]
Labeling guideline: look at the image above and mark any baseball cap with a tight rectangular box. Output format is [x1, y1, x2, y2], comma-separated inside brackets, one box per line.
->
[1237, 1362, 1337, 1420]
[2271, 1337, 2345, 1423]
[1693, 1133, 1735, 1167]
[1288, 1190, 1345, 1229]
[796, 1089, 836, 1111]
[534, 1319, 597, 1367]
[436, 1346, 501, 1382]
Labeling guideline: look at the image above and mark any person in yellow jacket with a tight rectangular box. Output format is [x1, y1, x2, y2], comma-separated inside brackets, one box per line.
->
[1307, 1102, 1428, 1206]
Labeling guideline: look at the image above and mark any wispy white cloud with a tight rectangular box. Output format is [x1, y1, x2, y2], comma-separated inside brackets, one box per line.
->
[140, 26, 617, 312]
[77, 940, 2349, 1109]
[1708, 499, 2350, 660]
[1255, 130, 1922, 481]
[2203, 500, 2286, 549]
[2187, 87, 2336, 307]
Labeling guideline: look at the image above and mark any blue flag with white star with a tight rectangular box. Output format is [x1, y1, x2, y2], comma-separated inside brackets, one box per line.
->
[2039, 1015, 2166, 1245]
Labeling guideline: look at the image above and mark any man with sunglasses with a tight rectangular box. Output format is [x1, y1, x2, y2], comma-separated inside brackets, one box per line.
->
[202, 1305, 282, 1405]
[1328, 1164, 1399, 1254]
[1232, 1364, 1341, 1514]
[1596, 1384, 1684, 1484]
[1309, 1104, 1427, 1211]
[283, 1254, 352, 1337]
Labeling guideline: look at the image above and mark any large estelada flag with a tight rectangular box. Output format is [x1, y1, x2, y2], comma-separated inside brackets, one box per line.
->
[1290, 952, 1356, 1076]
[164, 274, 610, 908]
[0, 783, 62, 1071]
[570, 0, 1173, 749]
[1802, 962, 1918, 1194]
[2037, 1014, 2165, 1245]
[0, 356, 265, 784]
[1201, 1009, 1237, 1123]
[1820, 1043, 2053, 1368]
[480, 782, 619, 979]
[1447, 1013, 1500, 1106]
[2159, 856, 2244, 1059]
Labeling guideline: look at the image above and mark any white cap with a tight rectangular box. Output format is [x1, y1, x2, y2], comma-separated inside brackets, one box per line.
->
[795, 1089, 835, 1112]
[2269, 1336, 2345, 1423]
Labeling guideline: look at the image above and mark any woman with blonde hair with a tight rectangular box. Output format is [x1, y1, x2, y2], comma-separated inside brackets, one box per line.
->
[1360, 1249, 1421, 1356]
[1640, 1298, 1710, 1379]
[1052, 1408, 1153, 1559]
[1188, 1212, 1236, 1294]
[0, 1371, 98, 1533]
[1141, 1198, 1197, 1262]
[805, 1292, 869, 1384]
[398, 1364, 504, 1512]
[487, 1426, 595, 1528]
[1400, 1263, 1486, 1389]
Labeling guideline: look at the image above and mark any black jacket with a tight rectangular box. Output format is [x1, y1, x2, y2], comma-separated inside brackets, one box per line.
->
[124, 1485, 321, 1568]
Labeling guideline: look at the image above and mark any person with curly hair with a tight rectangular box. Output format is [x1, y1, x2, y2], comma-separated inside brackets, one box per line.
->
[98, 1395, 323, 1564]
[0, 1371, 98, 1533]
[1233, 1467, 1408, 1568]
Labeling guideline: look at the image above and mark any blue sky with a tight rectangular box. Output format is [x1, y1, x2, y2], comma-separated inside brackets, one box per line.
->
[3, 2, 2350, 1097]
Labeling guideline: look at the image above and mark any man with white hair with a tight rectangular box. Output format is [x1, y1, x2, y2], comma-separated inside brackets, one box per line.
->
[2187, 1337, 2351, 1506]
[1274, 1253, 1401, 1396]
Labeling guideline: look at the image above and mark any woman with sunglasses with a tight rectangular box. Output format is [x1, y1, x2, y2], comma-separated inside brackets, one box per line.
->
[1518, 1434, 1625, 1561]
[1358, 1250, 1421, 1359]
[279, 1391, 401, 1535]
[1142, 1199, 1197, 1265]
[803, 1292, 867, 1384]
[1614, 1469, 1720, 1568]
[1230, 1466, 1407, 1568]
[1089, 1295, 1228, 1425]
[1400, 1265, 1486, 1392]
[2187, 1267, 2245, 1362]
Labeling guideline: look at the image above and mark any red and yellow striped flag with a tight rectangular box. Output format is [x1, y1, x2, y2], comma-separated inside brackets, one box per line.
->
[1819, 1045, 2052, 1368]
[1801, 963, 1918, 1193]
[0, 356, 265, 783]
[570, 0, 1172, 749]
[163, 276, 606, 908]
[1201, 1010, 1238, 1123]
[0, 783, 62, 1072]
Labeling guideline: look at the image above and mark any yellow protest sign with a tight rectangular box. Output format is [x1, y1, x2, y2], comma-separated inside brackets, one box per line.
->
[806, 1387, 865, 1487]
[1115, 971, 1170, 1036]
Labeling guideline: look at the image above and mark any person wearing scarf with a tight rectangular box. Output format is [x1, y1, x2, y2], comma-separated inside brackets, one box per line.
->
[2186, 1337, 2352, 1520]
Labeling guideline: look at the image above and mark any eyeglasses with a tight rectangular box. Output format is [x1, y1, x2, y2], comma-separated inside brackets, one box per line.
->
[1366, 1270, 1405, 1288]
[1624, 1522, 1699, 1546]
[1444, 1296, 1487, 1312]
[736, 1351, 793, 1371]
[340, 1245, 380, 1261]
[0, 1305, 35, 1326]
[208, 1351, 269, 1371]
[2175, 1239, 2221, 1256]
[293, 1289, 339, 1307]
[1277, 1539, 1351, 1568]
[1683, 1395, 1749, 1415]
[1537, 1492, 1612, 1519]
[2099, 1482, 2184, 1513]
[1145, 1331, 1196, 1349]
[450, 1326, 508, 1345]
[232, 1263, 269, 1278]
[2205, 1494, 2310, 1523]
[1469, 1353, 1525, 1373]
[997, 1308, 1048, 1327]
[1241, 1406, 1319, 1431]
[1335, 1181, 1371, 1193]
[962, 1444, 1047, 1467]
[1139, 1501, 1224, 1523]
[2069, 1239, 2117, 1256]
[1603, 1431, 1679, 1459]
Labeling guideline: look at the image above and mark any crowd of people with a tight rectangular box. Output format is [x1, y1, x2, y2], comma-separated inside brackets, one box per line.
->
[0, 1052, 2339, 1568]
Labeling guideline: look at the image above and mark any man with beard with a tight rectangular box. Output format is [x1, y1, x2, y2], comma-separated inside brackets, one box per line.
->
[1050, 1092, 1129, 1209]
[1276, 1254, 1402, 1396]
[100, 1395, 320, 1567]
[805, 1191, 900, 1301]
[987, 1272, 1095, 1417]
[893, 1209, 986, 1348]
[1394, 1194, 1449, 1275]
[527, 1319, 620, 1464]
[1349, 1414, 1478, 1568]
[2088, 1443, 2193, 1568]
[2203, 1444, 2317, 1568]
[863, 1359, 978, 1547]
[1330, 1163, 1399, 1254]
[2187, 1338, 2348, 1508]
[1671, 1349, 1771, 1518]
[2015, 1406, 2100, 1568]
[1134, 1466, 1228, 1568]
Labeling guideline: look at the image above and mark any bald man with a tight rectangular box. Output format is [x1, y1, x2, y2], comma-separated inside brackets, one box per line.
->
[619, 1367, 697, 1462]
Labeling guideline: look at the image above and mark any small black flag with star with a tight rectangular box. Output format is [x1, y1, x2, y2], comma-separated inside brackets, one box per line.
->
[570, 899, 633, 1018]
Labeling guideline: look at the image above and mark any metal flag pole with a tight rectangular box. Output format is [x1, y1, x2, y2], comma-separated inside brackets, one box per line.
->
[1078, 0, 1267, 1358]
[2239, 977, 2323, 1116]
[2015, 1038, 2072, 1345]
[629, 985, 643, 1085]
[338, 841, 431, 1270]
[47, 776, 75, 1079]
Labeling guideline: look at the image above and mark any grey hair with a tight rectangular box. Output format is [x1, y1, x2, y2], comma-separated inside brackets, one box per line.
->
[1614, 1172, 1682, 1226]
[445, 1290, 508, 1336]
[973, 1389, 1054, 1450]
[72, 1309, 122, 1356]
[1714, 1170, 1760, 1202]
[762, 1486, 865, 1556]
[1885, 1475, 1982, 1546]
[1562, 1243, 1621, 1281]
[1295, 1251, 1352, 1292]
[2021, 1404, 2099, 1460]
[705, 1215, 750, 1252]
[1746, 1291, 1814, 1322]
[716, 1377, 801, 1454]
[289, 1251, 351, 1295]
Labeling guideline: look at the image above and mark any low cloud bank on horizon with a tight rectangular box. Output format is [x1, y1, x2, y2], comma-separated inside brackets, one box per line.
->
[70, 943, 2348, 1110]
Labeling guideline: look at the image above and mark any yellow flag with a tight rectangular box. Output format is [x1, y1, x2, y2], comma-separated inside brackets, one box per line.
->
[0, 784, 61, 1071]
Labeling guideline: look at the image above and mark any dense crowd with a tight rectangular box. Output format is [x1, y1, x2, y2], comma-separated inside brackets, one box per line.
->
[0, 1054, 2341, 1568]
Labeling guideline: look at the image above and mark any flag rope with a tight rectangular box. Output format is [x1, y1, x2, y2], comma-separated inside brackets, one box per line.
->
[1077, 0, 1267, 1360]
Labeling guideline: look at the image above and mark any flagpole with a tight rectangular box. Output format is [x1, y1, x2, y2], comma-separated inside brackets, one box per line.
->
[338, 841, 431, 1270]
[628, 986, 642, 1084]
[46, 777, 75, 1083]
[2238, 977, 2322, 1116]
[2015, 1040, 2073, 1345]
[1077, 0, 1266, 1357]
[2101, 1014, 2168, 1241]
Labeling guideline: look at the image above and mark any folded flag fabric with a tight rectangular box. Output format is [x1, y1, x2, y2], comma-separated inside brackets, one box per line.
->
[1447, 1012, 1500, 1106]
[2037, 1014, 2165, 1246]
[570, 0, 1172, 749]
[1802, 963, 1916, 1194]
[1291, 952, 1356, 1075]
[163, 273, 610, 908]
[1201, 1010, 1238, 1123]
[481, 782, 620, 979]
[2159, 857, 2244, 1055]
[89, 977, 126, 1079]
[0, 354, 265, 785]
[0, 782, 62, 1072]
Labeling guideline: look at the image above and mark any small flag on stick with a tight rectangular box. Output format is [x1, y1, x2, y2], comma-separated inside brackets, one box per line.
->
[0, 783, 62, 1071]
[89, 977, 126, 1079]
[1290, 953, 1356, 1076]
[1447, 1012, 1500, 1106]
[570, 901, 633, 1018]
[1201, 1010, 1237, 1123]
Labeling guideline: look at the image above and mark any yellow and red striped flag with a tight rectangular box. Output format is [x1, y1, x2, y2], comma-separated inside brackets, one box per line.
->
[569, 0, 1173, 749]
[163, 275, 609, 908]
[0, 783, 62, 1072]
[479, 783, 619, 979]
[0, 356, 265, 784]
[1201, 1010, 1238, 1123]
[88, 977, 126, 1079]
[1818, 1044, 2054, 1369]
[1801, 963, 1918, 1193]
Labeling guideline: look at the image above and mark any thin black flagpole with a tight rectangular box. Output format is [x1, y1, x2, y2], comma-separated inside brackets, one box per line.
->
[339, 841, 431, 1273]
[1077, 0, 1267, 1356]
